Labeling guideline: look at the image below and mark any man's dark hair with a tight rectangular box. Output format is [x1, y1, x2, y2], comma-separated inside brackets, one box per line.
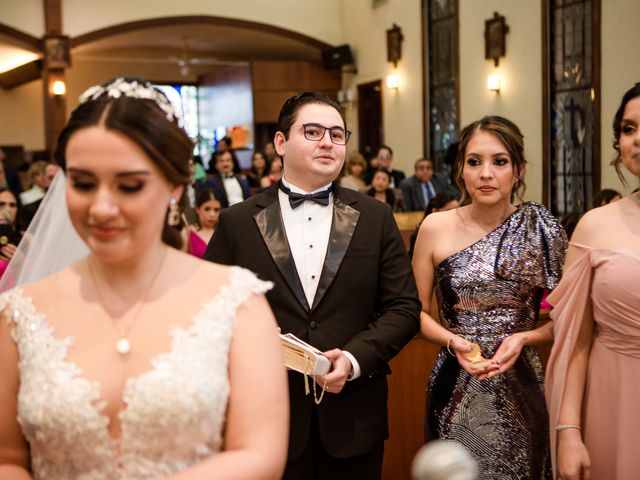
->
[378, 145, 393, 157]
[277, 92, 345, 139]
[414, 158, 433, 170]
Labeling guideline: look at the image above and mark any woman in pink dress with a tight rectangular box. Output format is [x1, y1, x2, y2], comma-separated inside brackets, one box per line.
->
[189, 189, 221, 258]
[546, 83, 640, 480]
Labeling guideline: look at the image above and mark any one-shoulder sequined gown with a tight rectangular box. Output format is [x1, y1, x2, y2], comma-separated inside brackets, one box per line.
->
[426, 202, 567, 479]
[0, 267, 270, 480]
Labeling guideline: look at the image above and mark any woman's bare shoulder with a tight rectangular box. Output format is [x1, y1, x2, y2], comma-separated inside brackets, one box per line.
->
[420, 208, 461, 234]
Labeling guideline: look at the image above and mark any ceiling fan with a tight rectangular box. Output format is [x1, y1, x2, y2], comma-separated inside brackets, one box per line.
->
[74, 37, 247, 76]
[167, 37, 222, 77]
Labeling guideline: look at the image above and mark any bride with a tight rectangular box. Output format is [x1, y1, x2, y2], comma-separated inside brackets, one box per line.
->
[0, 78, 288, 479]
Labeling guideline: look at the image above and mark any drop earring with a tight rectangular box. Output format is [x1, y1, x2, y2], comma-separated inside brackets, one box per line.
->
[167, 198, 180, 226]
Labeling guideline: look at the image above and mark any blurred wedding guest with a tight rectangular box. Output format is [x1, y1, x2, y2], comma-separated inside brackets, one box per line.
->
[546, 83, 640, 480]
[0, 188, 21, 279]
[201, 150, 252, 208]
[413, 115, 567, 479]
[366, 168, 403, 211]
[206, 91, 420, 479]
[262, 141, 278, 164]
[339, 152, 367, 191]
[246, 151, 269, 188]
[400, 158, 459, 211]
[591, 187, 622, 208]
[260, 157, 283, 188]
[191, 155, 207, 182]
[216, 135, 232, 152]
[0, 77, 288, 479]
[0, 148, 23, 197]
[365, 145, 405, 187]
[189, 189, 221, 258]
[408, 191, 460, 258]
[19, 161, 48, 206]
[43, 163, 60, 188]
[18, 162, 60, 230]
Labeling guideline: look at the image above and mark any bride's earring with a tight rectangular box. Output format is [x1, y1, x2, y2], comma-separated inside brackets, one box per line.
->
[167, 198, 180, 226]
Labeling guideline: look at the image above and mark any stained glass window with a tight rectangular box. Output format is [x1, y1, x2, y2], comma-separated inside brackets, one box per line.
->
[425, 0, 459, 173]
[547, 0, 600, 215]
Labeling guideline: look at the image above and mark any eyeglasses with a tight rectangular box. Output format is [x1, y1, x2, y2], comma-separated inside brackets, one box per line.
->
[0, 201, 17, 208]
[302, 123, 351, 145]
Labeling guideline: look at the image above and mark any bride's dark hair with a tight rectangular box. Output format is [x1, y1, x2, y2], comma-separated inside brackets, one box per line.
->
[54, 77, 193, 248]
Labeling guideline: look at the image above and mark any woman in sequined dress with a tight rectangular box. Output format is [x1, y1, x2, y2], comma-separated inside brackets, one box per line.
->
[413, 116, 567, 479]
[546, 84, 640, 480]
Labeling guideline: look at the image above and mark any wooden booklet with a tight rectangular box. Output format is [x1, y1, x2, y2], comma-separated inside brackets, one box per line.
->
[279, 333, 331, 376]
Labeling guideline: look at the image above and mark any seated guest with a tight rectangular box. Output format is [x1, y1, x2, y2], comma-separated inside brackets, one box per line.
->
[591, 188, 622, 208]
[400, 158, 459, 211]
[262, 141, 278, 164]
[246, 151, 269, 188]
[366, 169, 404, 211]
[260, 156, 283, 188]
[19, 161, 48, 206]
[189, 189, 221, 258]
[0, 188, 21, 279]
[340, 152, 367, 191]
[201, 150, 252, 208]
[18, 162, 60, 230]
[0, 148, 23, 197]
[365, 145, 405, 187]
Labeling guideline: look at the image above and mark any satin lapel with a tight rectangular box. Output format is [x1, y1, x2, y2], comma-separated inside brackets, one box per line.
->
[311, 195, 360, 311]
[254, 198, 310, 312]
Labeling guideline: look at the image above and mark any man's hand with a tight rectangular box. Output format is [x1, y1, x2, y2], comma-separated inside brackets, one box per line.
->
[314, 349, 351, 394]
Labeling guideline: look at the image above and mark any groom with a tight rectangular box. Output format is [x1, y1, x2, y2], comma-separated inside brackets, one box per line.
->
[204, 92, 420, 479]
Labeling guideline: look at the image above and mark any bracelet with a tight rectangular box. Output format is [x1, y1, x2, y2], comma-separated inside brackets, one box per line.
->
[556, 424, 581, 432]
[446, 335, 457, 356]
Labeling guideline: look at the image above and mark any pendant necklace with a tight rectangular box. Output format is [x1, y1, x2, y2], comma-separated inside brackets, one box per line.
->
[88, 249, 168, 355]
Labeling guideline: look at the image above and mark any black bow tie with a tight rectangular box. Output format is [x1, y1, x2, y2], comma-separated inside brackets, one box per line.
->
[278, 182, 333, 209]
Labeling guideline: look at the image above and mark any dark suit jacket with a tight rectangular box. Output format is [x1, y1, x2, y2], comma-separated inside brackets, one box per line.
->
[399, 173, 459, 211]
[205, 183, 420, 459]
[200, 173, 252, 208]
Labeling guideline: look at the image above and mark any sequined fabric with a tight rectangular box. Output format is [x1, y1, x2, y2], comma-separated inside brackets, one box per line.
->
[0, 267, 271, 480]
[426, 202, 567, 479]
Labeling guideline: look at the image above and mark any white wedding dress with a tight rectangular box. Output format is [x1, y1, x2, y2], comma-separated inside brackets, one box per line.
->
[1, 267, 270, 480]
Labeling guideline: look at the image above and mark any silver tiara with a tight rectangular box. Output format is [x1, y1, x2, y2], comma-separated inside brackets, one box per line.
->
[78, 78, 182, 123]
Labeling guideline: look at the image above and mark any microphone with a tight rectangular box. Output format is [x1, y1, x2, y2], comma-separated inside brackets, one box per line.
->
[411, 440, 478, 480]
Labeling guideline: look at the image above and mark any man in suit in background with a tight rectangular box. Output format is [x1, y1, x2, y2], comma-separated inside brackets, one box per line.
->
[400, 158, 459, 211]
[205, 92, 420, 479]
[364, 144, 405, 188]
[201, 150, 252, 208]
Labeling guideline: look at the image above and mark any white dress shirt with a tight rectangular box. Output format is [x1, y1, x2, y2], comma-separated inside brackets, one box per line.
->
[222, 175, 244, 206]
[278, 177, 361, 380]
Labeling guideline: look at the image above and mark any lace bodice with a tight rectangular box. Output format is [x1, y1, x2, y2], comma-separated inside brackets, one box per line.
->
[1, 267, 271, 480]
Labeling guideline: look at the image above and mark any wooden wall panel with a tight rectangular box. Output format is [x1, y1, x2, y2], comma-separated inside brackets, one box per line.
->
[251, 60, 340, 124]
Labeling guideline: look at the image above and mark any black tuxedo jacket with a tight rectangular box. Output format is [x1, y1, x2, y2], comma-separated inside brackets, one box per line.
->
[205, 183, 420, 459]
[399, 173, 459, 211]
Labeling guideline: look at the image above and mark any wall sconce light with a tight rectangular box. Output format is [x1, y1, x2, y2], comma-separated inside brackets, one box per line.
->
[487, 74, 501, 93]
[386, 73, 400, 90]
[52, 80, 66, 96]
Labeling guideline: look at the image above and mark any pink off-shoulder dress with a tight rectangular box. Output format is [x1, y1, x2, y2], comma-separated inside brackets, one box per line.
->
[546, 242, 640, 480]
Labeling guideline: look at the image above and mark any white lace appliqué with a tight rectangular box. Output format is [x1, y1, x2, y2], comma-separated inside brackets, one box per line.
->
[0, 267, 271, 480]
